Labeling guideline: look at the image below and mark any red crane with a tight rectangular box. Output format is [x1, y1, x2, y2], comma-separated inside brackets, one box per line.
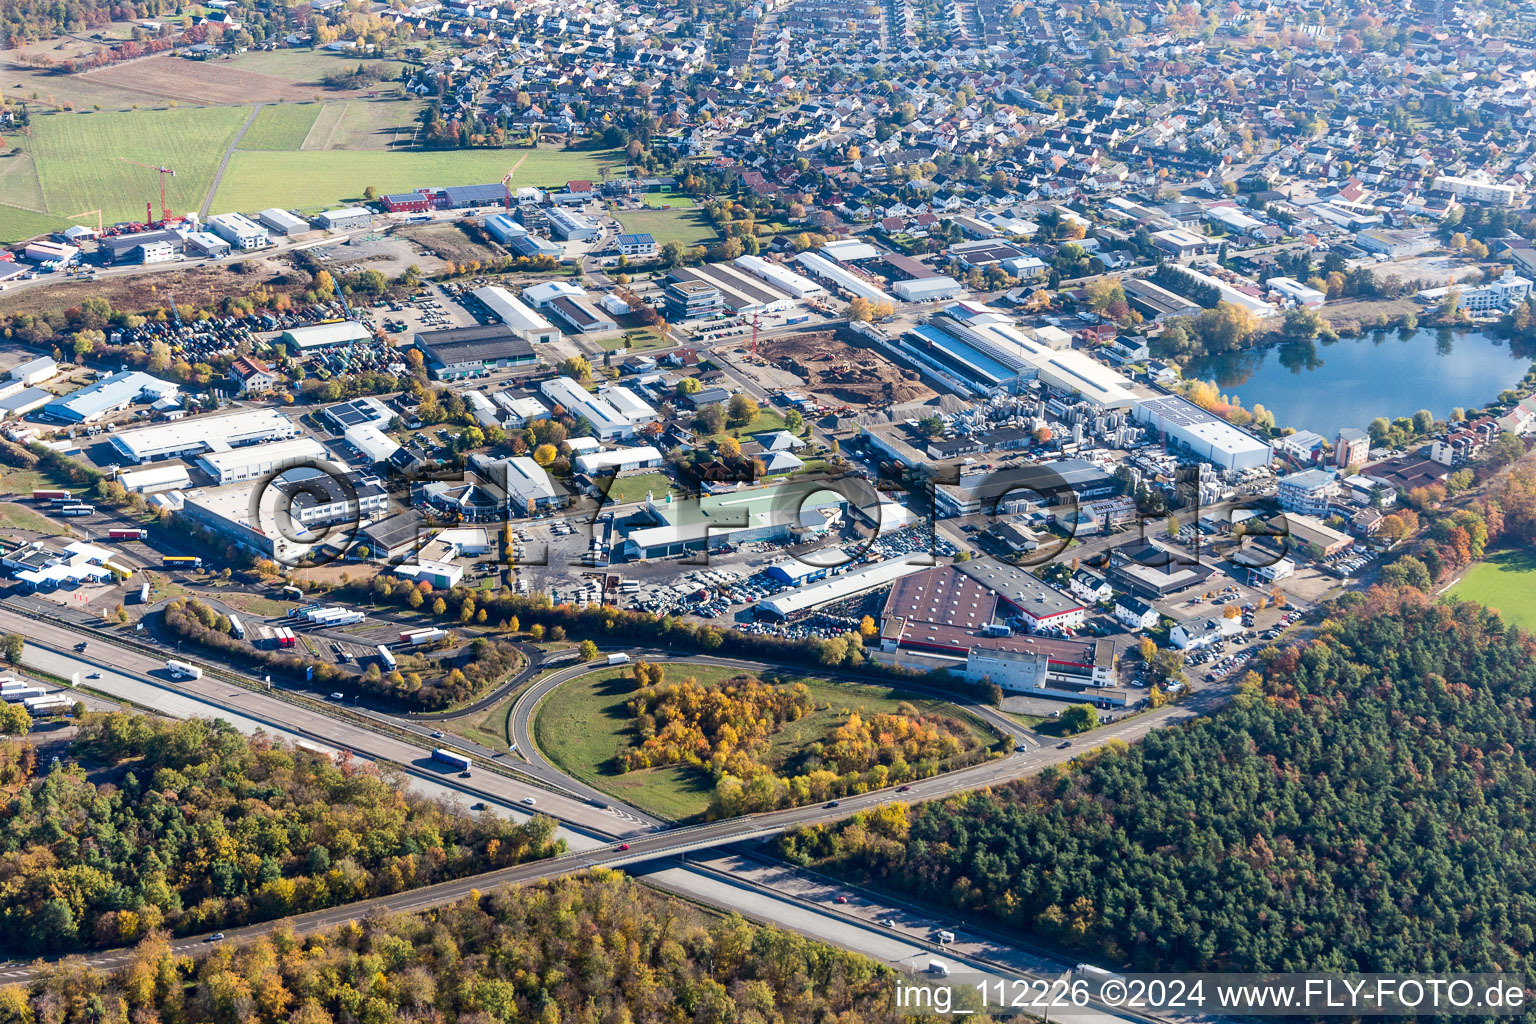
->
[119, 158, 177, 225]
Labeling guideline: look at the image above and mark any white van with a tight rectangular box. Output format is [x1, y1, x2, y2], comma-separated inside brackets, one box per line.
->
[928, 960, 951, 976]
[937, 930, 956, 944]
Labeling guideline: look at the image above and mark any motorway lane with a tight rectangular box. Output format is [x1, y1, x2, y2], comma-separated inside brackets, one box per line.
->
[1, 608, 636, 836]
[0, 608, 1217, 1022]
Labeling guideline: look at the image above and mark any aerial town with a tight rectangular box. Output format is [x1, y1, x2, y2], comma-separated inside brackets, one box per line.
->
[0, 0, 1532, 1016]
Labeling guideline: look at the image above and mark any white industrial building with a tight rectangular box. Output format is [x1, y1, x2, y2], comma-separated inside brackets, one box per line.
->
[794, 251, 897, 305]
[599, 386, 658, 426]
[757, 557, 930, 620]
[540, 376, 636, 439]
[473, 285, 560, 344]
[484, 215, 528, 244]
[313, 207, 372, 231]
[500, 456, 561, 514]
[1182, 265, 1278, 318]
[207, 212, 270, 250]
[1135, 394, 1274, 471]
[892, 275, 965, 302]
[733, 254, 826, 298]
[820, 239, 880, 262]
[345, 423, 401, 464]
[110, 409, 301, 463]
[117, 464, 192, 494]
[44, 371, 178, 424]
[900, 303, 1138, 406]
[494, 393, 550, 427]
[196, 436, 331, 485]
[184, 231, 231, 258]
[10, 357, 57, 387]
[258, 209, 309, 235]
[546, 206, 600, 241]
[574, 445, 663, 476]
[1267, 276, 1326, 308]
[279, 321, 374, 350]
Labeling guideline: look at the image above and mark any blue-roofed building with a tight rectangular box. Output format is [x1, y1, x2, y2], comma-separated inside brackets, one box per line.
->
[617, 232, 657, 257]
[44, 371, 179, 424]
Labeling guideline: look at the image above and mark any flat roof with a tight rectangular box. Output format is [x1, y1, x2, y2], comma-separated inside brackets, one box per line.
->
[759, 557, 929, 618]
[418, 323, 537, 365]
[280, 321, 373, 348]
[953, 559, 1084, 619]
[197, 436, 329, 474]
[110, 409, 298, 460]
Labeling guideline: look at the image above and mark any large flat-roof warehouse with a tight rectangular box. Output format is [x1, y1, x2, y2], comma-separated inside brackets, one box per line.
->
[416, 323, 539, 381]
[1135, 394, 1273, 471]
[109, 409, 302, 463]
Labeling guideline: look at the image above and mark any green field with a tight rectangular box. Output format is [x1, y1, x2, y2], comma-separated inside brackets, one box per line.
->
[533, 663, 993, 821]
[315, 98, 424, 151]
[1448, 548, 1536, 629]
[0, 501, 67, 536]
[214, 146, 623, 214]
[27, 106, 252, 227]
[615, 207, 717, 247]
[602, 472, 679, 504]
[641, 192, 696, 209]
[239, 103, 324, 150]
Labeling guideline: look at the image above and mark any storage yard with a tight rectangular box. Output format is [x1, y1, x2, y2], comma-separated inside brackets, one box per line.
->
[757, 331, 936, 410]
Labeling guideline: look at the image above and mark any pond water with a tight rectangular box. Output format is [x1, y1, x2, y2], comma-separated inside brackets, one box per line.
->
[1184, 328, 1534, 437]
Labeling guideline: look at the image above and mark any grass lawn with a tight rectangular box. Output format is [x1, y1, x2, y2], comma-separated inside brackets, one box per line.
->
[214, 146, 622, 214]
[0, 501, 67, 536]
[0, 465, 84, 500]
[454, 688, 523, 752]
[614, 207, 718, 248]
[239, 102, 324, 150]
[593, 326, 670, 353]
[641, 193, 697, 209]
[533, 663, 996, 821]
[1449, 548, 1536, 630]
[321, 98, 425, 151]
[29, 106, 252, 226]
[602, 472, 678, 504]
[703, 408, 789, 446]
[216, 591, 296, 618]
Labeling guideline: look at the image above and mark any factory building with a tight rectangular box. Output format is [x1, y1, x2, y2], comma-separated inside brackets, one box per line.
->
[574, 445, 663, 477]
[620, 488, 845, 561]
[195, 436, 331, 486]
[117, 465, 193, 494]
[733, 254, 826, 298]
[756, 557, 931, 621]
[794, 251, 897, 305]
[546, 207, 601, 241]
[472, 285, 560, 344]
[44, 371, 179, 424]
[540, 376, 638, 440]
[312, 207, 372, 232]
[109, 409, 301, 463]
[207, 212, 270, 250]
[416, 323, 539, 380]
[279, 321, 374, 350]
[258, 208, 309, 235]
[1135, 394, 1273, 471]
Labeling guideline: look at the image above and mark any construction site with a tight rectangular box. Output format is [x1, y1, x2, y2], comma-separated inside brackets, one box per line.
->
[757, 330, 936, 410]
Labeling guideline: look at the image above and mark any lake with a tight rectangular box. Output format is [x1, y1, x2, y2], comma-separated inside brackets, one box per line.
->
[1184, 328, 1534, 438]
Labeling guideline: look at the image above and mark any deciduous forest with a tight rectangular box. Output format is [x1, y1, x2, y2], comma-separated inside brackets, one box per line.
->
[0, 873, 933, 1024]
[0, 715, 561, 954]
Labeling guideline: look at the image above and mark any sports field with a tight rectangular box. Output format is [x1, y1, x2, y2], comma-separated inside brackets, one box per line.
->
[1448, 548, 1536, 630]
[213, 146, 622, 214]
[641, 192, 697, 209]
[615, 206, 717, 247]
[239, 103, 324, 150]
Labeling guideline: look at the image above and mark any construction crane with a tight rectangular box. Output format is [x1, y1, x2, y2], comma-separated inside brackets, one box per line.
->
[119, 158, 176, 225]
[69, 209, 103, 234]
[749, 312, 761, 361]
[168, 293, 183, 331]
[501, 168, 516, 211]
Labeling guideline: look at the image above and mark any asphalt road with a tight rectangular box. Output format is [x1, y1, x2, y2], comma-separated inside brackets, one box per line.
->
[0, 607, 1228, 1024]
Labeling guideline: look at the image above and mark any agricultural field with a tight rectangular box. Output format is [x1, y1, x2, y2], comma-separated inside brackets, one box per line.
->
[308, 98, 424, 151]
[533, 663, 995, 821]
[16, 106, 251, 232]
[238, 102, 324, 150]
[1448, 548, 1536, 630]
[84, 54, 334, 106]
[213, 146, 622, 214]
[614, 206, 717, 248]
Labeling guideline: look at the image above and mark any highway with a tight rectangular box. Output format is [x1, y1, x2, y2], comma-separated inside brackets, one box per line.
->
[0, 606, 1220, 1023]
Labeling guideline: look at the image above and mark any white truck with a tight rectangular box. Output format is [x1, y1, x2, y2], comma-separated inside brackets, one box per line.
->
[165, 659, 203, 681]
[606, 653, 631, 665]
[927, 960, 951, 977]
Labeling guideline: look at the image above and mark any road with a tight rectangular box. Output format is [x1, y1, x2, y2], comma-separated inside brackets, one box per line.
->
[0, 606, 1227, 1024]
[201, 104, 262, 220]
